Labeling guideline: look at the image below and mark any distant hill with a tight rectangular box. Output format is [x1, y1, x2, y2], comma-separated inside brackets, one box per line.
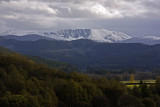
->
[3, 34, 54, 41]
[0, 46, 15, 54]
[25, 55, 78, 73]
[1, 39, 160, 69]
[122, 36, 160, 45]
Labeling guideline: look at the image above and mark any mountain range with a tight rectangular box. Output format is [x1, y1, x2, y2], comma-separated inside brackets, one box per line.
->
[1, 29, 160, 45]
[1, 29, 160, 69]
[0, 29, 131, 42]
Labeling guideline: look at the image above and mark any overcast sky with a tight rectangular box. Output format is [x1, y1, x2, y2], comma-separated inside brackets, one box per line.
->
[0, 0, 160, 36]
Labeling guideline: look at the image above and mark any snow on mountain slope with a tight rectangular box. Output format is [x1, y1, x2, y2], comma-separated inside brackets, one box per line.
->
[1, 29, 160, 45]
[0, 29, 131, 43]
[43, 29, 131, 42]
[89, 29, 131, 42]
[122, 36, 160, 45]
[42, 29, 87, 41]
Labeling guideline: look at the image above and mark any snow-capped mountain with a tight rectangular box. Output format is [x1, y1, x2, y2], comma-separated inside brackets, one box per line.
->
[0, 29, 131, 43]
[122, 36, 160, 45]
[1, 29, 160, 45]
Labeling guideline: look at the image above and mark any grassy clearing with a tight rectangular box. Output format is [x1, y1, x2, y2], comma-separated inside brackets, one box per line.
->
[126, 85, 140, 89]
[121, 80, 156, 84]
[121, 80, 156, 89]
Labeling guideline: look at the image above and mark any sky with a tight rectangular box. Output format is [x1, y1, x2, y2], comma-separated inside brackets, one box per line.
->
[0, 0, 160, 36]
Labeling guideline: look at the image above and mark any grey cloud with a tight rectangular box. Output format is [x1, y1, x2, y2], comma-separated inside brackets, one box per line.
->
[0, 0, 159, 36]
[1, 0, 160, 19]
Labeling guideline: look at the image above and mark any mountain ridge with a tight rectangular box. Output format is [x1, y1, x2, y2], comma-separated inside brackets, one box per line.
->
[0, 29, 131, 43]
[3, 34, 54, 41]
[1, 29, 160, 45]
[122, 35, 160, 45]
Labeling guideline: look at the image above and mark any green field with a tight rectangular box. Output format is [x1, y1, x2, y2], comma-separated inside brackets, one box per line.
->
[121, 80, 156, 89]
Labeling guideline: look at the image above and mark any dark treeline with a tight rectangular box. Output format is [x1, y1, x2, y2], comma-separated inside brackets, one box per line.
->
[0, 51, 160, 107]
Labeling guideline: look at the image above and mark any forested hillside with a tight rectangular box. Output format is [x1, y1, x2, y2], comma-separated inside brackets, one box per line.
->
[1, 39, 160, 69]
[0, 44, 78, 73]
[25, 55, 78, 73]
[0, 47, 160, 107]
